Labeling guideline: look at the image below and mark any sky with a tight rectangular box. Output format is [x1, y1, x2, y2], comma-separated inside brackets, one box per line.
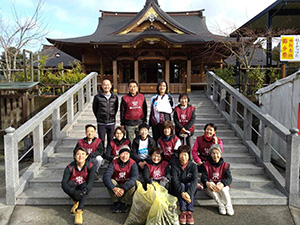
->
[0, 0, 277, 52]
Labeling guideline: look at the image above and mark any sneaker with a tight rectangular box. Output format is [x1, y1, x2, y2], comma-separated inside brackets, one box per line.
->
[226, 204, 234, 216]
[179, 211, 187, 225]
[186, 211, 194, 225]
[218, 204, 226, 215]
[119, 202, 128, 213]
[111, 202, 119, 213]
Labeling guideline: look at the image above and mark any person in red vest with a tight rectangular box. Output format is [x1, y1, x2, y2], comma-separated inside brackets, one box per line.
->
[61, 147, 95, 225]
[106, 126, 131, 162]
[149, 80, 175, 141]
[131, 123, 156, 169]
[171, 145, 198, 225]
[192, 123, 223, 171]
[74, 124, 105, 179]
[143, 147, 170, 189]
[174, 93, 196, 147]
[103, 145, 139, 213]
[201, 144, 234, 216]
[120, 79, 147, 144]
[158, 120, 181, 162]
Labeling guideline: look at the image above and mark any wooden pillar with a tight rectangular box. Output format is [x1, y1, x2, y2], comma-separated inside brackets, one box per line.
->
[100, 62, 104, 81]
[220, 59, 223, 70]
[165, 59, 170, 85]
[134, 60, 139, 82]
[113, 60, 118, 93]
[281, 63, 286, 78]
[187, 59, 191, 93]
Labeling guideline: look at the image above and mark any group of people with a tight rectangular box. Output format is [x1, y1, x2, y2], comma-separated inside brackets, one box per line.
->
[61, 79, 234, 225]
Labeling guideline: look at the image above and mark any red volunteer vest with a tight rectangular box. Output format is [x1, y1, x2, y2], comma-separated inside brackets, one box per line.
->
[158, 135, 179, 161]
[112, 158, 135, 184]
[78, 138, 101, 155]
[110, 139, 131, 157]
[68, 162, 93, 186]
[174, 105, 195, 132]
[146, 160, 168, 181]
[123, 93, 145, 120]
[203, 160, 229, 185]
[196, 136, 222, 161]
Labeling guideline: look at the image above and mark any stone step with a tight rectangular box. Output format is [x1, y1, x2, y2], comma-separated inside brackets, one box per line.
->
[28, 172, 274, 189]
[16, 186, 287, 206]
[47, 151, 255, 164]
[39, 161, 264, 176]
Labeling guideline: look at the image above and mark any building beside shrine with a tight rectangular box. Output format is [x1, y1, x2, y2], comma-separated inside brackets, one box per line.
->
[47, 0, 229, 93]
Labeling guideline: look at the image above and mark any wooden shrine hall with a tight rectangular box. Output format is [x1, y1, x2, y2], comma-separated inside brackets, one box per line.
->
[47, 0, 229, 93]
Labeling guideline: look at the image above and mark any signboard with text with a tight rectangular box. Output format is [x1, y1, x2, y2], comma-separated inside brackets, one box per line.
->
[280, 35, 300, 62]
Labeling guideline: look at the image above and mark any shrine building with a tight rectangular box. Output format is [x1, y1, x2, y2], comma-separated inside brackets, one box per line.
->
[47, 0, 228, 93]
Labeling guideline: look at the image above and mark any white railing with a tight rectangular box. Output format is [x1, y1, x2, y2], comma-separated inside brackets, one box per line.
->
[206, 71, 300, 206]
[4, 72, 98, 205]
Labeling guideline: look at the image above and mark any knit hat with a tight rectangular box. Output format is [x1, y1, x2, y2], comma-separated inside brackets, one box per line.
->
[119, 145, 131, 156]
[209, 144, 222, 154]
[73, 147, 88, 155]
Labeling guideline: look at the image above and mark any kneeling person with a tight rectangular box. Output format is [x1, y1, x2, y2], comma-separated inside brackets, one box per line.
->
[201, 144, 234, 216]
[103, 145, 139, 213]
[74, 124, 105, 178]
[61, 147, 95, 225]
[143, 147, 170, 188]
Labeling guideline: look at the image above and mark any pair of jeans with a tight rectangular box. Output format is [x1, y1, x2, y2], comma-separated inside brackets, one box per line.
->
[178, 183, 194, 212]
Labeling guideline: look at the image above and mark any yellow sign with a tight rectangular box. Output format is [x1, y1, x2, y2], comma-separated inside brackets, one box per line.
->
[280, 35, 300, 61]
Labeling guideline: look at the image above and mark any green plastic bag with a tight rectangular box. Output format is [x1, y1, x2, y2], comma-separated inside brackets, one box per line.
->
[124, 181, 156, 225]
[146, 182, 179, 225]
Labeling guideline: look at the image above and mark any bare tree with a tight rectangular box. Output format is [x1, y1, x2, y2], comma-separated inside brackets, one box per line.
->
[0, 0, 48, 82]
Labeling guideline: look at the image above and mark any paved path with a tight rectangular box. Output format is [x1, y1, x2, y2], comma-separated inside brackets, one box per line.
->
[0, 204, 299, 225]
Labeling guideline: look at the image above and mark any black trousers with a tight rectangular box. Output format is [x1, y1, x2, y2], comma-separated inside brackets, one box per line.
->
[64, 180, 88, 210]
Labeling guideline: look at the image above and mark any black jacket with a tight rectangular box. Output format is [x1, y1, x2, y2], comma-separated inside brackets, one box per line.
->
[61, 160, 95, 194]
[171, 158, 198, 197]
[201, 156, 232, 188]
[131, 135, 157, 163]
[92, 91, 118, 124]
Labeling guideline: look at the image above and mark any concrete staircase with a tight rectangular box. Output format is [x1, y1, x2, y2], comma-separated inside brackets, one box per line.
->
[16, 91, 287, 205]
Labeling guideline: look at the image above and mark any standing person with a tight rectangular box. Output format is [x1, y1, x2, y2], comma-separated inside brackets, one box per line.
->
[171, 145, 198, 225]
[149, 80, 175, 141]
[120, 79, 147, 144]
[201, 144, 234, 216]
[61, 147, 95, 225]
[192, 123, 223, 171]
[106, 126, 131, 162]
[157, 120, 181, 162]
[74, 124, 105, 179]
[103, 145, 139, 213]
[131, 123, 156, 170]
[174, 93, 196, 147]
[92, 79, 119, 146]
